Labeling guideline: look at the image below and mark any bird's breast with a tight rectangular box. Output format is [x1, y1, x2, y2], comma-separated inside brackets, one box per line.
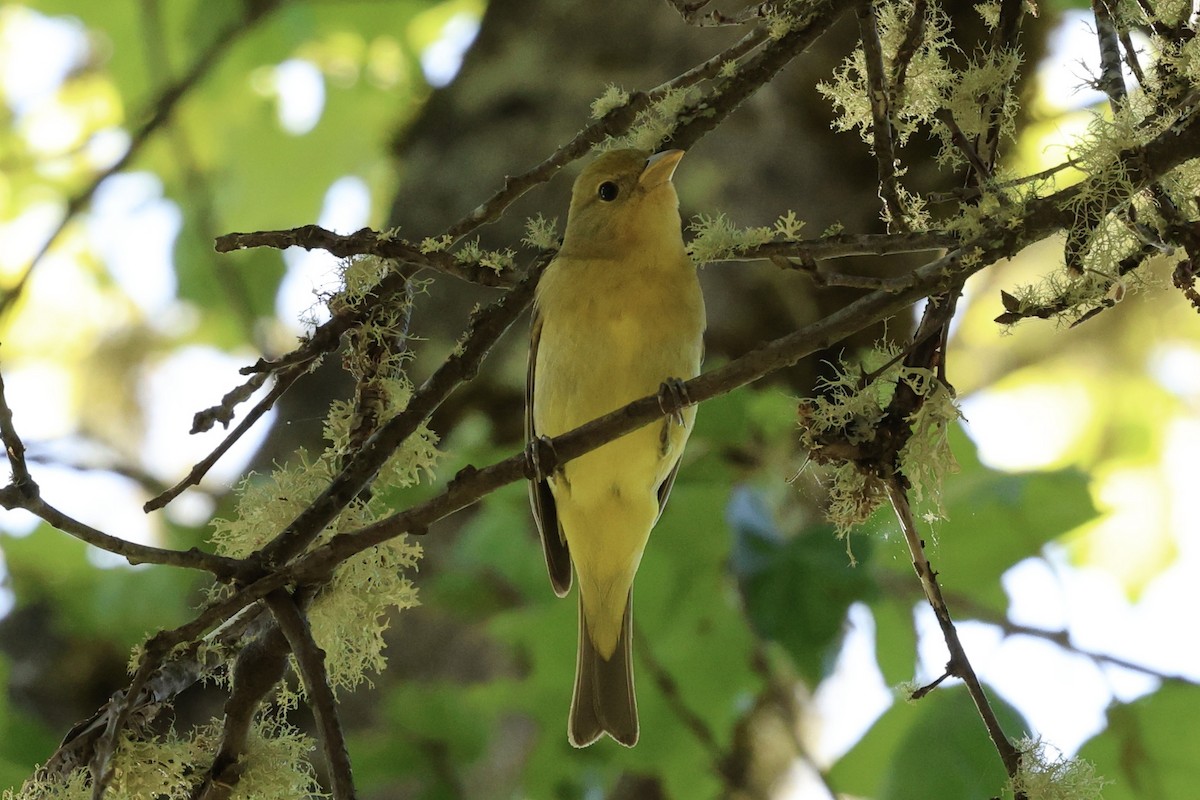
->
[533, 256, 704, 438]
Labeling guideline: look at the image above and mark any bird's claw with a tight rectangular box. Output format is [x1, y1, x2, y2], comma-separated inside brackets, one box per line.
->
[657, 378, 691, 426]
[524, 435, 559, 482]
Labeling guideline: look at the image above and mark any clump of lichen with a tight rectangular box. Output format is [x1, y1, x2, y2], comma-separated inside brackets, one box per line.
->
[817, 0, 956, 150]
[590, 84, 630, 118]
[453, 238, 515, 274]
[798, 345, 960, 537]
[1009, 737, 1109, 800]
[208, 253, 438, 696]
[605, 86, 701, 152]
[209, 401, 432, 695]
[522, 213, 559, 250]
[687, 213, 774, 264]
[4, 716, 319, 800]
[687, 210, 809, 264]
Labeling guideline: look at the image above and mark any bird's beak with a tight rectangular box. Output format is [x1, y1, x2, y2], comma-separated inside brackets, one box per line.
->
[639, 149, 685, 188]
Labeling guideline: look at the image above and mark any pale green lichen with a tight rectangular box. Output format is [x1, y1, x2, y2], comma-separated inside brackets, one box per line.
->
[4, 716, 320, 800]
[686, 212, 774, 264]
[818, 0, 1025, 185]
[522, 213, 559, 250]
[897, 374, 961, 518]
[336, 255, 393, 308]
[773, 209, 806, 239]
[1009, 737, 1109, 800]
[209, 452, 426, 694]
[208, 359, 434, 695]
[454, 237, 514, 274]
[606, 86, 699, 152]
[590, 84, 630, 119]
[936, 49, 1023, 168]
[895, 679, 921, 703]
[1000, 254, 1153, 329]
[764, 4, 799, 40]
[974, 1, 1000, 28]
[818, 0, 957, 149]
[419, 233, 453, 254]
[799, 345, 960, 536]
[890, 180, 932, 230]
[1147, 0, 1190, 29]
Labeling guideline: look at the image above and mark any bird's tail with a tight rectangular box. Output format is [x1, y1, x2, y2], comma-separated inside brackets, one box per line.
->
[568, 590, 638, 747]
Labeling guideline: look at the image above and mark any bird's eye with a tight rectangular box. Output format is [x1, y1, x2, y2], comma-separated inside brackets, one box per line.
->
[597, 181, 620, 202]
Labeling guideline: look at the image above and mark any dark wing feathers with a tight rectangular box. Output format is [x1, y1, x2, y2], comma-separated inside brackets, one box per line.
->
[527, 314, 572, 597]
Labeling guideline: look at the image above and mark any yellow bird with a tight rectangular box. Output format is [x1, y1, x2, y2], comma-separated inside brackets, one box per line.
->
[527, 148, 705, 747]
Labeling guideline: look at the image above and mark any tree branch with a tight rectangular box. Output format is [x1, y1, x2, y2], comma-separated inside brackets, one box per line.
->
[215, 225, 518, 287]
[884, 480, 1022, 778]
[855, 0, 909, 230]
[267, 591, 355, 800]
[0, 369, 242, 576]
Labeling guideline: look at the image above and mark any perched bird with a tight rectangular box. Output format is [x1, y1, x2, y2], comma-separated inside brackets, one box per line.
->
[527, 148, 706, 747]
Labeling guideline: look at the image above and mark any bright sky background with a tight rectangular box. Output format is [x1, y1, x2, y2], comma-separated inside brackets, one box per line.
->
[0, 7, 1197, 799]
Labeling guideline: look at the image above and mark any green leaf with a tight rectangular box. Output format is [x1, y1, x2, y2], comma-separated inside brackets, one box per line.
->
[739, 518, 876, 684]
[875, 426, 1098, 610]
[1078, 683, 1200, 800]
[624, 475, 761, 798]
[871, 596, 917, 686]
[833, 685, 1029, 800]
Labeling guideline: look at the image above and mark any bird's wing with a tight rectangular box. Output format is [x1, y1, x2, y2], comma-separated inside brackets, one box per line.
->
[655, 338, 702, 521]
[527, 312, 573, 597]
[654, 454, 682, 525]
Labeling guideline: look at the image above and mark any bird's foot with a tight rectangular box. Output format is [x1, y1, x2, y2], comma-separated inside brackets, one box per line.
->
[524, 435, 559, 482]
[657, 378, 691, 426]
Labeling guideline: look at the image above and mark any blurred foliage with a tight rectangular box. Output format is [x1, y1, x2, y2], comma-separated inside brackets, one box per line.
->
[0, 1, 1199, 799]
[1078, 682, 1200, 800]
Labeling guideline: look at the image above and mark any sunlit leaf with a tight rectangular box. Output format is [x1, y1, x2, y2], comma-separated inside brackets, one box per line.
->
[833, 685, 1029, 800]
[1079, 683, 1200, 800]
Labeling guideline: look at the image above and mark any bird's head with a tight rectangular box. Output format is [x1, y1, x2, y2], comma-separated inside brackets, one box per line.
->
[560, 148, 686, 260]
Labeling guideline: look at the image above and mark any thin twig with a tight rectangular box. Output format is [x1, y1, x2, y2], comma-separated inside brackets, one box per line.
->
[191, 372, 271, 434]
[934, 108, 993, 186]
[666, 0, 775, 27]
[726, 230, 956, 262]
[441, 99, 649, 243]
[193, 622, 290, 800]
[145, 363, 306, 512]
[91, 656, 159, 799]
[975, 0, 1025, 171]
[267, 591, 355, 800]
[255, 255, 550, 571]
[0, 369, 243, 575]
[1091, 0, 1128, 108]
[889, 0, 927, 103]
[215, 225, 517, 287]
[883, 480, 1021, 778]
[648, 27, 770, 95]
[4, 490, 244, 577]
[670, 3, 845, 151]
[1118, 28, 1147, 88]
[0, 368, 34, 490]
[855, 0, 909, 230]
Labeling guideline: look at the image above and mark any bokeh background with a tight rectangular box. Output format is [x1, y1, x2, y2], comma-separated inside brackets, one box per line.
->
[1, 0, 1198, 798]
